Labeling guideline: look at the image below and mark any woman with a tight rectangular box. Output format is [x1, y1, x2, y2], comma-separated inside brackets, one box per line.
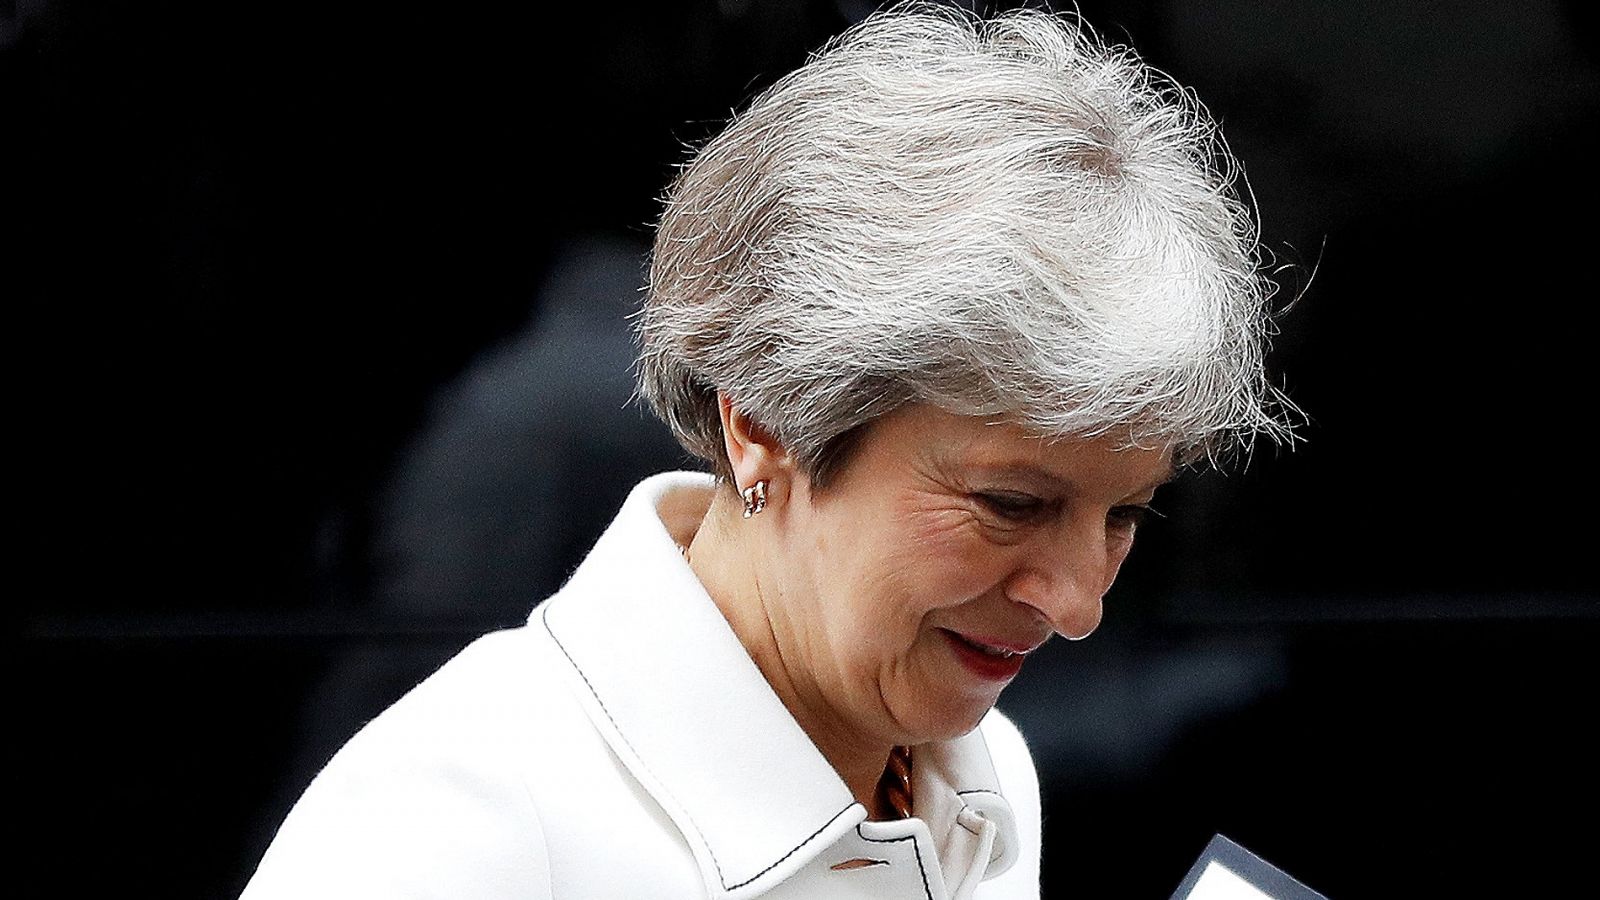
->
[242, 6, 1291, 899]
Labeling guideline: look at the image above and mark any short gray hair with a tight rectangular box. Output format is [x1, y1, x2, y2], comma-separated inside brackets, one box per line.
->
[637, 4, 1295, 485]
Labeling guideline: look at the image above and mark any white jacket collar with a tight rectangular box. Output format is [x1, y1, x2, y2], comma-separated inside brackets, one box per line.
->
[537, 472, 1019, 899]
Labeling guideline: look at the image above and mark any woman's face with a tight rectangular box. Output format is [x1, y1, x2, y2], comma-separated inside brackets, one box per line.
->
[765, 404, 1172, 747]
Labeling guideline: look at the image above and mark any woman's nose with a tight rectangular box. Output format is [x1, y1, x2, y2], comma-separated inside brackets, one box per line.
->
[1004, 531, 1114, 640]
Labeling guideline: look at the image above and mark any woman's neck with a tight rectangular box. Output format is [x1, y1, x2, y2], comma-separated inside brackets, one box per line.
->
[685, 488, 896, 816]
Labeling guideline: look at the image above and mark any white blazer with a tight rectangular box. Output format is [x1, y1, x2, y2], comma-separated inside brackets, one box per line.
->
[242, 473, 1042, 899]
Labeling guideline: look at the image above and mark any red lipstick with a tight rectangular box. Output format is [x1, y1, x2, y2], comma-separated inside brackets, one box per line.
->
[941, 629, 1029, 682]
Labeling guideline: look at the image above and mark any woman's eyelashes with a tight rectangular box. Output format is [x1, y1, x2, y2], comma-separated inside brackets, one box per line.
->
[1107, 503, 1161, 532]
[975, 490, 1052, 523]
[975, 490, 1162, 534]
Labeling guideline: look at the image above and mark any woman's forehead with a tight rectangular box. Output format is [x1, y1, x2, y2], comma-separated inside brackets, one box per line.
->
[864, 404, 1176, 491]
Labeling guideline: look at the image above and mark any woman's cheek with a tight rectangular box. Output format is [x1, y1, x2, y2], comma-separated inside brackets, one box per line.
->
[899, 505, 984, 557]
[894, 508, 1006, 595]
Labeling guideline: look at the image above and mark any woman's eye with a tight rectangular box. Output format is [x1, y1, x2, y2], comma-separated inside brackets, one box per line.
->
[1107, 504, 1160, 531]
[976, 491, 1047, 522]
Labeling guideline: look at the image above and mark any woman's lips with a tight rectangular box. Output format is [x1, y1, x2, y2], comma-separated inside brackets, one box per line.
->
[940, 629, 1030, 682]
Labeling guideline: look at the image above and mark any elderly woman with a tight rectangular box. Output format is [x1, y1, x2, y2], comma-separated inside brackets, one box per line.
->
[242, 6, 1289, 900]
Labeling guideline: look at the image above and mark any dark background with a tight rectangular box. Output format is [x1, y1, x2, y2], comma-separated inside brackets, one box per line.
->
[13, 1, 1597, 897]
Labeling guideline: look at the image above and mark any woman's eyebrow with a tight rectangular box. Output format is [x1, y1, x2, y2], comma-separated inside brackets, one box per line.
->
[1146, 466, 1180, 492]
[967, 460, 1176, 497]
[963, 462, 1072, 494]
[1126, 464, 1180, 500]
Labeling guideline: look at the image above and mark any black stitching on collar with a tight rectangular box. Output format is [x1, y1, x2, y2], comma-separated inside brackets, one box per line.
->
[542, 605, 856, 893]
[727, 806, 857, 890]
[855, 827, 935, 900]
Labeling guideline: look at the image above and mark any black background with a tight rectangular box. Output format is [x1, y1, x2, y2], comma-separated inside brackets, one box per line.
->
[13, 1, 1598, 897]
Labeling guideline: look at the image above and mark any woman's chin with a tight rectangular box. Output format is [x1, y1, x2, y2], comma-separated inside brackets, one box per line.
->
[893, 693, 1000, 746]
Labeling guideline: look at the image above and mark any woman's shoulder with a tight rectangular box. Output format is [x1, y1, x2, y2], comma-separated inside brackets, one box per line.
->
[242, 625, 570, 898]
[342, 624, 572, 750]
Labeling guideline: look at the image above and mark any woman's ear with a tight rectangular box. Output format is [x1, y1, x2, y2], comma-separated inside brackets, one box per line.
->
[717, 392, 792, 491]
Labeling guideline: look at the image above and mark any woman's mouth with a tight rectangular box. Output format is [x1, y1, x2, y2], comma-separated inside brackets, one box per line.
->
[940, 629, 1031, 682]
